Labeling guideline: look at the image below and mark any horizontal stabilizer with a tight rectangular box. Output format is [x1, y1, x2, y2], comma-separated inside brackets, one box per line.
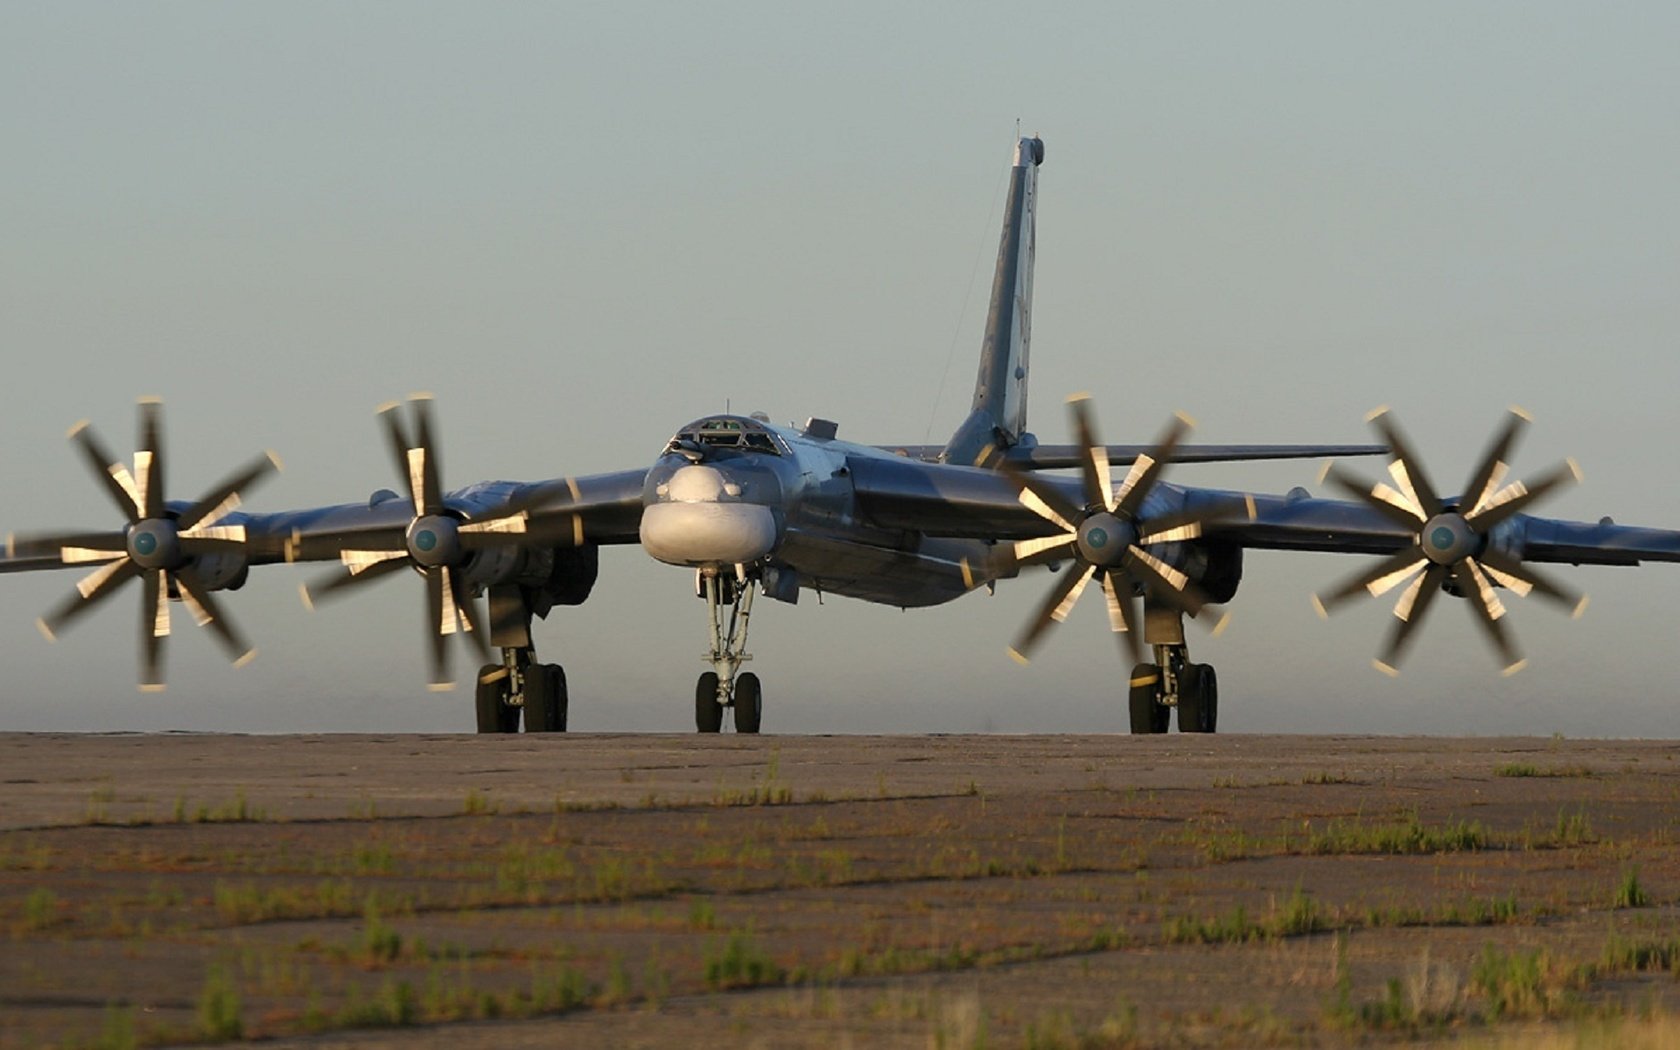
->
[876, 442, 1388, 468]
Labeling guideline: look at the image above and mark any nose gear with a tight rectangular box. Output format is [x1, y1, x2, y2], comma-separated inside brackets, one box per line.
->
[694, 566, 763, 733]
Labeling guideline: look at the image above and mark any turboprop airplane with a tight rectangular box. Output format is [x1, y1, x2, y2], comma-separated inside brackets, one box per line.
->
[7, 137, 1680, 734]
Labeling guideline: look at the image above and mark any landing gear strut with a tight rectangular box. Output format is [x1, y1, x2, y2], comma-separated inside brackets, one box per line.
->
[1127, 606, 1218, 734]
[695, 567, 763, 734]
[474, 586, 568, 735]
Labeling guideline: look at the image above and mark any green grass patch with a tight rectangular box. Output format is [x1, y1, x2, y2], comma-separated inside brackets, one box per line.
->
[1304, 812, 1488, 855]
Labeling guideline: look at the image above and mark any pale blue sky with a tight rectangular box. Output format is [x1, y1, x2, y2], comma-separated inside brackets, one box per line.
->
[3, 3, 1677, 734]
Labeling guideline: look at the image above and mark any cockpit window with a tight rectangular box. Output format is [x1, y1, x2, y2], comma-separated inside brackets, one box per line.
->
[667, 416, 783, 456]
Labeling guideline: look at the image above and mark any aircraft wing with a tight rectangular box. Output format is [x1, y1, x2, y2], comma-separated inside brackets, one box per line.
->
[246, 468, 649, 565]
[875, 442, 1387, 468]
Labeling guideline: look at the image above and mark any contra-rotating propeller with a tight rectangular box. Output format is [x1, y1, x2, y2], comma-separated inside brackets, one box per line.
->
[297, 395, 540, 691]
[10, 399, 280, 690]
[1312, 407, 1587, 675]
[1002, 395, 1243, 666]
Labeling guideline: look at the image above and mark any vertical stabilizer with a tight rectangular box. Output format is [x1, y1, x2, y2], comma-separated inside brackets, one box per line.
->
[942, 135, 1044, 467]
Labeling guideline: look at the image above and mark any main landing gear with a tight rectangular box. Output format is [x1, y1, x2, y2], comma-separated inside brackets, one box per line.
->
[1127, 607, 1218, 734]
[695, 568, 763, 734]
[473, 586, 568, 734]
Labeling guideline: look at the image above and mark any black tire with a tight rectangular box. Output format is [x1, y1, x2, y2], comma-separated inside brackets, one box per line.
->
[475, 664, 510, 734]
[525, 664, 568, 733]
[1178, 663, 1218, 733]
[696, 672, 723, 733]
[1128, 663, 1161, 735]
[734, 672, 762, 734]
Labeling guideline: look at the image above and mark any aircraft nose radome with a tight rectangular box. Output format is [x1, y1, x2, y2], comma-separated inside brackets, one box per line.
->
[667, 465, 726, 502]
[640, 502, 779, 567]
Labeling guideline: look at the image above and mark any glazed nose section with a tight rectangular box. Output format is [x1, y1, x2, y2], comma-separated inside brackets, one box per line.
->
[640, 466, 779, 567]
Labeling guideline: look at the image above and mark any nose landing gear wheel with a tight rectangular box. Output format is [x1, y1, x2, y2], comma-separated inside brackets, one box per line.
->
[734, 672, 762, 734]
[696, 672, 723, 733]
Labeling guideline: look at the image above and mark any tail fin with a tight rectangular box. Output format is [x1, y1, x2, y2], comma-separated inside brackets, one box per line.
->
[942, 135, 1044, 467]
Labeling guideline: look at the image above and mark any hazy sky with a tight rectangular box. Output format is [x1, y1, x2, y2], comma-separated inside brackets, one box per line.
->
[3, 3, 1678, 735]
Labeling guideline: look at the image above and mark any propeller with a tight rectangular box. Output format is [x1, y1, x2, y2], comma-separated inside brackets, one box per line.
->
[1312, 406, 1587, 676]
[11, 398, 280, 690]
[297, 395, 542, 691]
[1001, 394, 1246, 666]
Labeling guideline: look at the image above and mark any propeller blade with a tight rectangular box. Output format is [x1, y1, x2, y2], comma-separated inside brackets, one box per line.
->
[1113, 413, 1192, 519]
[1477, 548, 1588, 616]
[137, 398, 164, 521]
[176, 451, 283, 531]
[38, 559, 142, 640]
[1453, 561, 1525, 674]
[1100, 569, 1143, 666]
[1374, 563, 1448, 674]
[300, 554, 411, 608]
[1464, 459, 1583, 532]
[424, 566, 452, 689]
[1461, 408, 1528, 517]
[1067, 394, 1112, 510]
[1010, 533, 1078, 567]
[1367, 409, 1442, 519]
[8, 530, 128, 562]
[1008, 563, 1096, 664]
[174, 567, 257, 667]
[451, 567, 492, 663]
[1001, 463, 1084, 531]
[1136, 494, 1257, 546]
[69, 421, 141, 523]
[1312, 547, 1428, 617]
[1319, 463, 1427, 530]
[377, 401, 416, 507]
[140, 569, 167, 692]
[1122, 544, 1211, 617]
[411, 395, 444, 516]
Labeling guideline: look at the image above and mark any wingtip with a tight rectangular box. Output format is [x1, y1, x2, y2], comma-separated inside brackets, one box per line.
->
[1006, 647, 1030, 667]
[1501, 659, 1529, 678]
[1372, 659, 1399, 677]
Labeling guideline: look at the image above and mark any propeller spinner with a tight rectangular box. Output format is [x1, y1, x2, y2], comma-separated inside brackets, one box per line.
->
[1001, 395, 1243, 666]
[1313, 407, 1587, 675]
[13, 399, 280, 690]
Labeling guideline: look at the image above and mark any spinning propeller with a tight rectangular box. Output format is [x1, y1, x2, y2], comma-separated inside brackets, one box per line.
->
[11, 399, 280, 690]
[1313, 407, 1587, 675]
[297, 395, 538, 690]
[1002, 395, 1242, 665]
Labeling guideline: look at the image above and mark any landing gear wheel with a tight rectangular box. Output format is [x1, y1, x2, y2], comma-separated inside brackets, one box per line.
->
[1128, 663, 1163, 735]
[734, 672, 762, 734]
[695, 672, 723, 733]
[525, 664, 569, 733]
[1178, 663, 1218, 733]
[475, 664, 515, 735]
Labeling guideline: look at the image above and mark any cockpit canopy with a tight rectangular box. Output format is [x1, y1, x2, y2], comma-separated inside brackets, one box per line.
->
[667, 415, 782, 456]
